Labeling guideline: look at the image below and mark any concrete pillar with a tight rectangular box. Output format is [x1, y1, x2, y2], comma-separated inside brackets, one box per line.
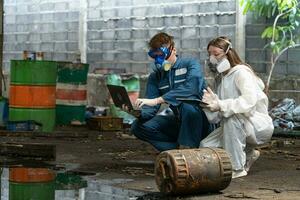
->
[235, 0, 246, 60]
[79, 0, 87, 63]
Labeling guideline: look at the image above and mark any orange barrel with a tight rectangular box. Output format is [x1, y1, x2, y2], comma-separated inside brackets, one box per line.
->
[155, 148, 232, 195]
[9, 60, 57, 132]
[56, 62, 89, 125]
[9, 168, 55, 200]
[9, 85, 56, 108]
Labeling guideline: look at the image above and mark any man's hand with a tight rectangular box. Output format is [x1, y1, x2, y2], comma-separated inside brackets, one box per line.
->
[135, 97, 164, 108]
[202, 87, 220, 112]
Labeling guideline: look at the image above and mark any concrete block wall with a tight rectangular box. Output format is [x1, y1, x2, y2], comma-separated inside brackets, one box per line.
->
[245, 13, 300, 75]
[86, 0, 236, 73]
[3, 0, 80, 72]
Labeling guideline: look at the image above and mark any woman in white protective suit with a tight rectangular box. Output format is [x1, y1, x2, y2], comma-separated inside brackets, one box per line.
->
[200, 36, 274, 179]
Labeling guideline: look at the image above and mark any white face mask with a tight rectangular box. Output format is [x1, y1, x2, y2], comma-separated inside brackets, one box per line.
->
[216, 58, 231, 73]
[209, 55, 218, 65]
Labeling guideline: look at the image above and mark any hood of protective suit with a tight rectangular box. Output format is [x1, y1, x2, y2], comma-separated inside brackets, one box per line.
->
[227, 65, 265, 90]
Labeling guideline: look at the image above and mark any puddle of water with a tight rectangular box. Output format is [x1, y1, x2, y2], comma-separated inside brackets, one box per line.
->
[1, 162, 145, 200]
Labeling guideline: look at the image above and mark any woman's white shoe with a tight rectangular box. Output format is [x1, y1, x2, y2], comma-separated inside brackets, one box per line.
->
[232, 170, 247, 179]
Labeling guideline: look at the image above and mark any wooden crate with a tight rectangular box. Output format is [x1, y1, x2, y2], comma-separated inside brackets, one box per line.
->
[87, 116, 123, 131]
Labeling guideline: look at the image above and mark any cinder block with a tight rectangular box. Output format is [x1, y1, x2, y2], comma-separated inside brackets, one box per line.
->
[181, 27, 197, 39]
[115, 19, 131, 29]
[68, 32, 78, 41]
[27, 14, 40, 23]
[54, 13, 68, 22]
[40, 33, 53, 42]
[28, 4, 39, 12]
[16, 15, 27, 24]
[5, 24, 16, 33]
[182, 4, 199, 14]
[199, 14, 217, 25]
[245, 36, 266, 49]
[41, 42, 54, 51]
[53, 52, 67, 61]
[67, 53, 78, 61]
[148, 17, 164, 28]
[132, 30, 148, 39]
[102, 52, 115, 61]
[55, 2, 69, 11]
[102, 30, 115, 40]
[116, 52, 132, 61]
[117, 7, 131, 18]
[132, 0, 148, 6]
[288, 49, 300, 61]
[115, 41, 132, 51]
[133, 41, 147, 51]
[69, 11, 79, 21]
[67, 42, 78, 51]
[87, 52, 100, 62]
[27, 43, 40, 51]
[16, 5, 28, 13]
[132, 19, 147, 28]
[40, 23, 54, 32]
[87, 31, 101, 40]
[182, 16, 198, 26]
[4, 15, 16, 24]
[54, 42, 67, 51]
[199, 2, 218, 13]
[132, 52, 148, 61]
[88, 9, 101, 19]
[40, 3, 54, 11]
[218, 1, 236, 12]
[287, 63, 300, 75]
[88, 42, 102, 50]
[54, 22, 68, 31]
[101, 9, 116, 19]
[218, 25, 235, 38]
[54, 32, 68, 41]
[88, 0, 100, 8]
[164, 5, 182, 15]
[4, 5, 16, 13]
[17, 33, 29, 42]
[101, 41, 114, 51]
[199, 26, 218, 38]
[148, 6, 164, 16]
[218, 14, 235, 25]
[116, 30, 131, 40]
[4, 34, 16, 42]
[88, 21, 101, 30]
[116, 0, 132, 6]
[133, 7, 147, 17]
[246, 24, 266, 36]
[165, 28, 181, 39]
[246, 49, 266, 62]
[131, 63, 149, 74]
[181, 39, 200, 49]
[164, 16, 181, 27]
[4, 43, 15, 51]
[68, 22, 79, 31]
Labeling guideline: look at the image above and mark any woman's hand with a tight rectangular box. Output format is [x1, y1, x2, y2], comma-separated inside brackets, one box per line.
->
[202, 87, 220, 112]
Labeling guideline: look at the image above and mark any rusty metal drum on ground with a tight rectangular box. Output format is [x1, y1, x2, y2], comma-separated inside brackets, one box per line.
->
[155, 147, 232, 195]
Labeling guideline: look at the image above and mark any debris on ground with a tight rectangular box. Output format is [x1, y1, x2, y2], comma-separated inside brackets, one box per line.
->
[269, 98, 300, 131]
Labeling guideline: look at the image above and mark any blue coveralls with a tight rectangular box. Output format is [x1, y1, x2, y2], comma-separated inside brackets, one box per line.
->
[131, 58, 210, 152]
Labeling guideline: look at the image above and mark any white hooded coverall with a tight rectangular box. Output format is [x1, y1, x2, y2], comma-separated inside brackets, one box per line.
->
[200, 65, 274, 171]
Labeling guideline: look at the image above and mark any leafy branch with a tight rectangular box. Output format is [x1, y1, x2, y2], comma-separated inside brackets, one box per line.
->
[241, 0, 300, 93]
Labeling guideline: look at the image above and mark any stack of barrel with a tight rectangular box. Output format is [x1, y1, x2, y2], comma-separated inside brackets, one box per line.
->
[9, 168, 55, 200]
[9, 60, 57, 132]
[56, 62, 89, 125]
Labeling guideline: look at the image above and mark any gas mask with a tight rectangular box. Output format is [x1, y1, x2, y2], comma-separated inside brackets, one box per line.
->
[148, 46, 172, 71]
[209, 55, 231, 73]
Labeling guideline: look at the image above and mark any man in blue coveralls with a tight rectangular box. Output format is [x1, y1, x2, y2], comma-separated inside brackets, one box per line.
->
[130, 32, 210, 152]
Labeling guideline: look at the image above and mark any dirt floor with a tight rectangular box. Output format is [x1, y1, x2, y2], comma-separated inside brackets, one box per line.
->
[1, 126, 300, 200]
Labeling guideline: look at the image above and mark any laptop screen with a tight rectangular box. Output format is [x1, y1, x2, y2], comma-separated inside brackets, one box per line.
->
[106, 84, 134, 111]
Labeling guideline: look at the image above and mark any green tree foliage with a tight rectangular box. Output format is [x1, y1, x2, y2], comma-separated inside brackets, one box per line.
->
[240, 0, 300, 92]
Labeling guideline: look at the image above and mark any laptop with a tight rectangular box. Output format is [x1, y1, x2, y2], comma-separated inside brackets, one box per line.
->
[106, 84, 141, 113]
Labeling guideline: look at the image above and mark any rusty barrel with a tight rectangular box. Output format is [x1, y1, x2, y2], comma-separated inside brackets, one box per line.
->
[155, 148, 232, 195]
[9, 168, 55, 200]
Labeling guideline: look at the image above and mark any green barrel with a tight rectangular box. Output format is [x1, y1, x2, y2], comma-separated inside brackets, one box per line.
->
[56, 105, 85, 125]
[9, 181, 55, 200]
[56, 62, 89, 125]
[10, 60, 57, 85]
[9, 60, 57, 132]
[9, 108, 55, 132]
[57, 62, 89, 84]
